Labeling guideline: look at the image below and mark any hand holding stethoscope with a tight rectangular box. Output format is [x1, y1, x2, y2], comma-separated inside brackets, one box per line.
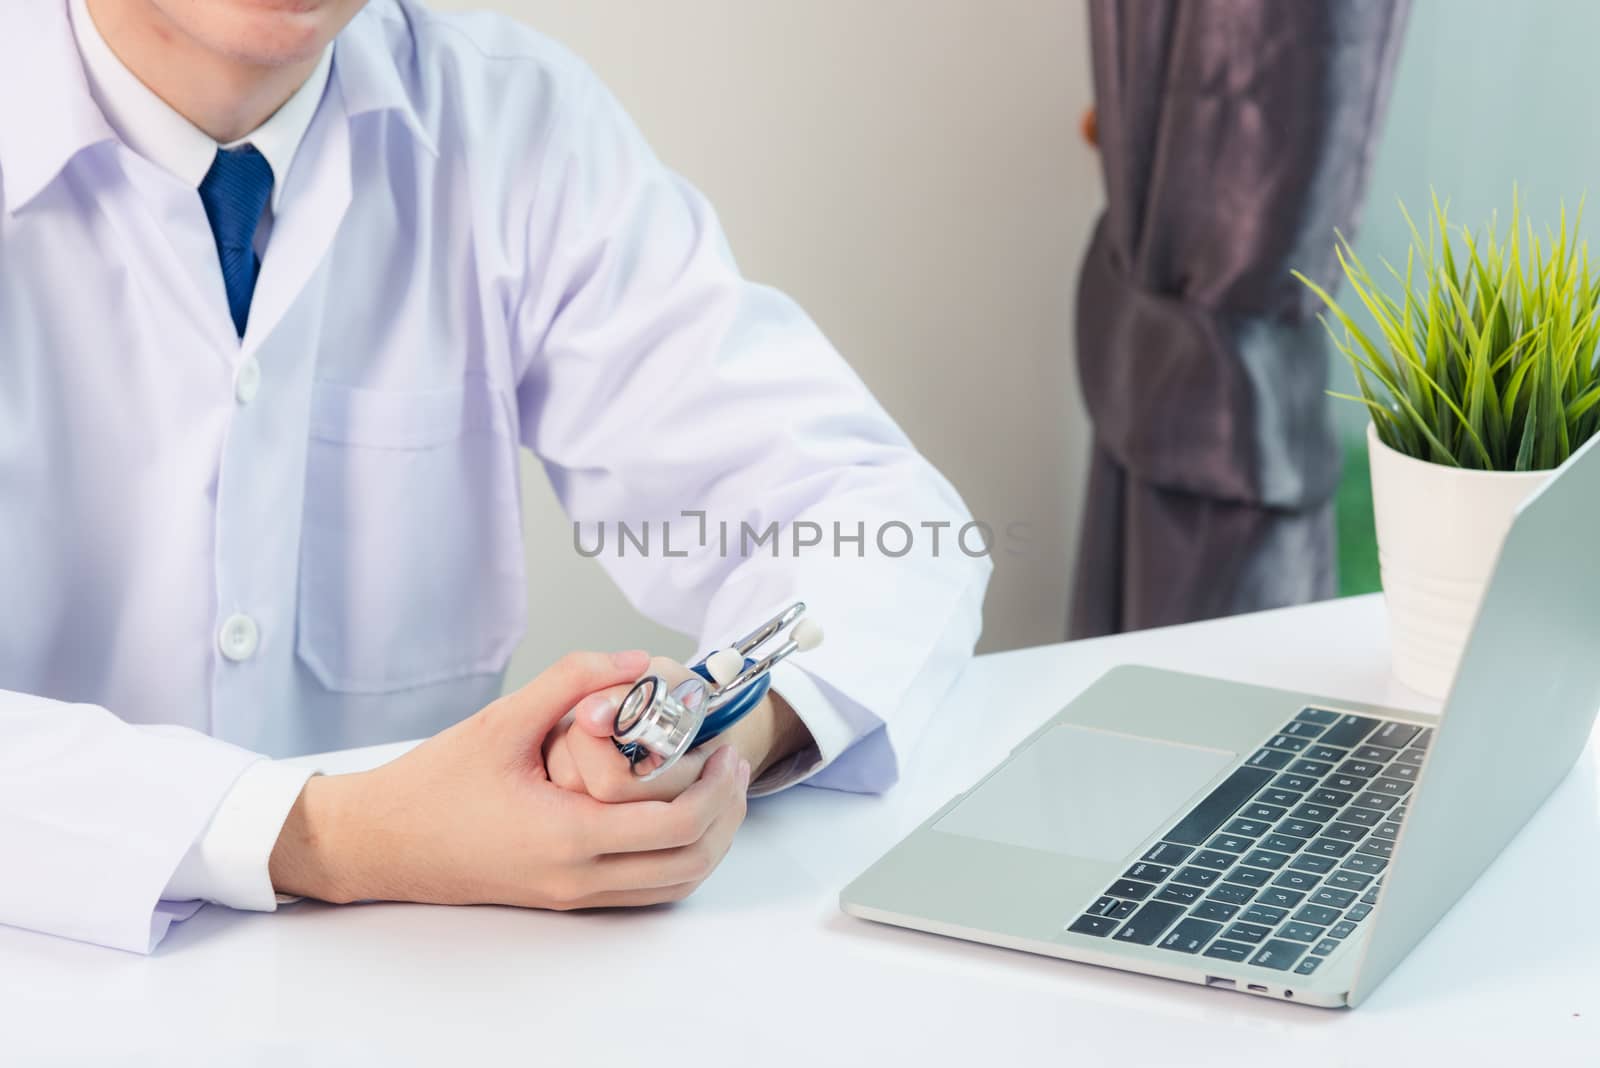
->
[541, 603, 823, 798]
[612, 603, 823, 782]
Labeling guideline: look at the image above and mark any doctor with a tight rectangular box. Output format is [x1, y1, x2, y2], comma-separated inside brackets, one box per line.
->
[0, 0, 988, 952]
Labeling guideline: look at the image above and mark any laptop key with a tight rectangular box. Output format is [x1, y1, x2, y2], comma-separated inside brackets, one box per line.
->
[1068, 914, 1120, 937]
[1338, 806, 1383, 827]
[1208, 883, 1255, 905]
[1304, 745, 1348, 763]
[1271, 870, 1319, 893]
[1353, 744, 1399, 763]
[1360, 886, 1381, 905]
[1385, 762, 1419, 782]
[1259, 788, 1303, 807]
[1143, 842, 1195, 865]
[1241, 904, 1288, 925]
[1312, 937, 1340, 956]
[1278, 922, 1325, 942]
[1330, 920, 1358, 939]
[1373, 722, 1423, 749]
[1281, 721, 1324, 738]
[1264, 735, 1309, 753]
[1204, 939, 1253, 963]
[1291, 803, 1337, 823]
[1191, 850, 1237, 870]
[1294, 903, 1341, 926]
[1353, 792, 1399, 812]
[1113, 901, 1186, 945]
[1287, 759, 1334, 777]
[1189, 900, 1239, 923]
[1123, 862, 1173, 883]
[1311, 887, 1356, 909]
[1157, 883, 1203, 905]
[1322, 822, 1367, 843]
[1247, 749, 1293, 771]
[1308, 788, 1353, 807]
[1101, 897, 1140, 919]
[1339, 759, 1385, 778]
[1272, 773, 1319, 792]
[1172, 866, 1221, 887]
[1319, 714, 1380, 749]
[1371, 777, 1412, 796]
[1410, 727, 1434, 749]
[1293, 955, 1323, 976]
[1326, 870, 1372, 891]
[1240, 850, 1289, 871]
[1288, 853, 1336, 874]
[1107, 879, 1156, 900]
[1295, 708, 1339, 726]
[1222, 866, 1273, 888]
[1307, 838, 1354, 858]
[1207, 833, 1253, 853]
[1276, 817, 1322, 839]
[1344, 854, 1387, 875]
[1256, 887, 1305, 909]
[1222, 922, 1271, 945]
[1225, 817, 1272, 837]
[1325, 773, 1368, 792]
[1345, 904, 1372, 922]
[1395, 748, 1426, 767]
[1159, 917, 1223, 954]
[1250, 939, 1308, 971]
[1240, 803, 1288, 823]
[1358, 838, 1394, 859]
[1372, 822, 1401, 841]
[1261, 834, 1306, 854]
[1164, 766, 1275, 846]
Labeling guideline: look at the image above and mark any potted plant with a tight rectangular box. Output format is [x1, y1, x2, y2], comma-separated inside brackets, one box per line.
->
[1297, 195, 1600, 698]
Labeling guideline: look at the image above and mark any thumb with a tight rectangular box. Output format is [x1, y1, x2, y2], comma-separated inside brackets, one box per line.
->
[572, 682, 638, 737]
[501, 650, 649, 743]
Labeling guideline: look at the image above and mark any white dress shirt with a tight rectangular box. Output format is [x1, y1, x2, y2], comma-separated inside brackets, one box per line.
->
[0, 0, 990, 953]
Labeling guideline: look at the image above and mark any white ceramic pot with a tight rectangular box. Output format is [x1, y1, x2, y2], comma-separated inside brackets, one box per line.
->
[1367, 423, 1551, 698]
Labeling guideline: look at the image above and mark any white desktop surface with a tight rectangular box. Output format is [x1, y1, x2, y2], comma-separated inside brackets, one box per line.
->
[3, 595, 1595, 1065]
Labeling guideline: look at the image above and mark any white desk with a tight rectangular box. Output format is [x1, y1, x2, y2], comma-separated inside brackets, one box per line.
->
[4, 595, 1596, 1065]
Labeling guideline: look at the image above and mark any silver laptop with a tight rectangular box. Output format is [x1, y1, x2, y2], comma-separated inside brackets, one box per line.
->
[841, 433, 1600, 1008]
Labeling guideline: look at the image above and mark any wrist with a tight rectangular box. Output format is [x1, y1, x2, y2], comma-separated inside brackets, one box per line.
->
[268, 772, 366, 904]
[749, 690, 811, 780]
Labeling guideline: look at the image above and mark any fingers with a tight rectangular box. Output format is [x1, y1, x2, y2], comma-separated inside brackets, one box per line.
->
[557, 882, 701, 910]
[571, 683, 635, 738]
[578, 745, 746, 853]
[591, 780, 747, 890]
[500, 650, 649, 743]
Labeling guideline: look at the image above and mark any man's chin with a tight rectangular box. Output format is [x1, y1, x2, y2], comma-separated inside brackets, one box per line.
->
[154, 0, 361, 67]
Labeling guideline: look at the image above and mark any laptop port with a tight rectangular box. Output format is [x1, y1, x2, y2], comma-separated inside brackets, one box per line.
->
[1246, 984, 1268, 993]
[1204, 977, 1236, 989]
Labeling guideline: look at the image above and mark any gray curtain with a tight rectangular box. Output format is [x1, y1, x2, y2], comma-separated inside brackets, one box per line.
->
[1070, 0, 1410, 639]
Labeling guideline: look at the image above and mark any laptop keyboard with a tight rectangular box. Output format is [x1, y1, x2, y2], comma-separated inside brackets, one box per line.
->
[1067, 709, 1431, 978]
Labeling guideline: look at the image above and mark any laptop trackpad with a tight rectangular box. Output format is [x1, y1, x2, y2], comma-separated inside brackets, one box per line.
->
[934, 725, 1236, 861]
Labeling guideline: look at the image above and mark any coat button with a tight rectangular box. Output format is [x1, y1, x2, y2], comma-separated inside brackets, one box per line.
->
[218, 614, 260, 661]
[235, 357, 261, 405]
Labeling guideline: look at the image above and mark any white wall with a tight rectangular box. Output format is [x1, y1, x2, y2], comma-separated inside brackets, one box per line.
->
[424, 1, 1102, 683]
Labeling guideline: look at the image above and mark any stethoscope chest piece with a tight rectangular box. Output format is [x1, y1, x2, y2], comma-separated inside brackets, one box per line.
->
[611, 601, 822, 781]
[613, 674, 711, 781]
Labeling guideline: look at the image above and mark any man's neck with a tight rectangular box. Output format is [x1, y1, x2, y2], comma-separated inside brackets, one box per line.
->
[84, 0, 320, 143]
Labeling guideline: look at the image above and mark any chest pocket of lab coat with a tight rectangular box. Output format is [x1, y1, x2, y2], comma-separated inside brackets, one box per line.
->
[297, 377, 527, 694]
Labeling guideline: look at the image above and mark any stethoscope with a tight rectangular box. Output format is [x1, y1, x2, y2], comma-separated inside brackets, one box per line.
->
[611, 602, 822, 780]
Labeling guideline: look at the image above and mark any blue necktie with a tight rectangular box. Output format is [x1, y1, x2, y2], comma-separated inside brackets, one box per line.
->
[198, 146, 275, 338]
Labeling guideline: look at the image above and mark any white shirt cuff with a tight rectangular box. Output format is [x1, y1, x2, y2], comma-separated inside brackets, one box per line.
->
[161, 759, 315, 911]
[748, 661, 862, 796]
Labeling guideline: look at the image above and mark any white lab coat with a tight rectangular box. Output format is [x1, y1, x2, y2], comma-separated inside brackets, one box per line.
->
[0, 0, 989, 952]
